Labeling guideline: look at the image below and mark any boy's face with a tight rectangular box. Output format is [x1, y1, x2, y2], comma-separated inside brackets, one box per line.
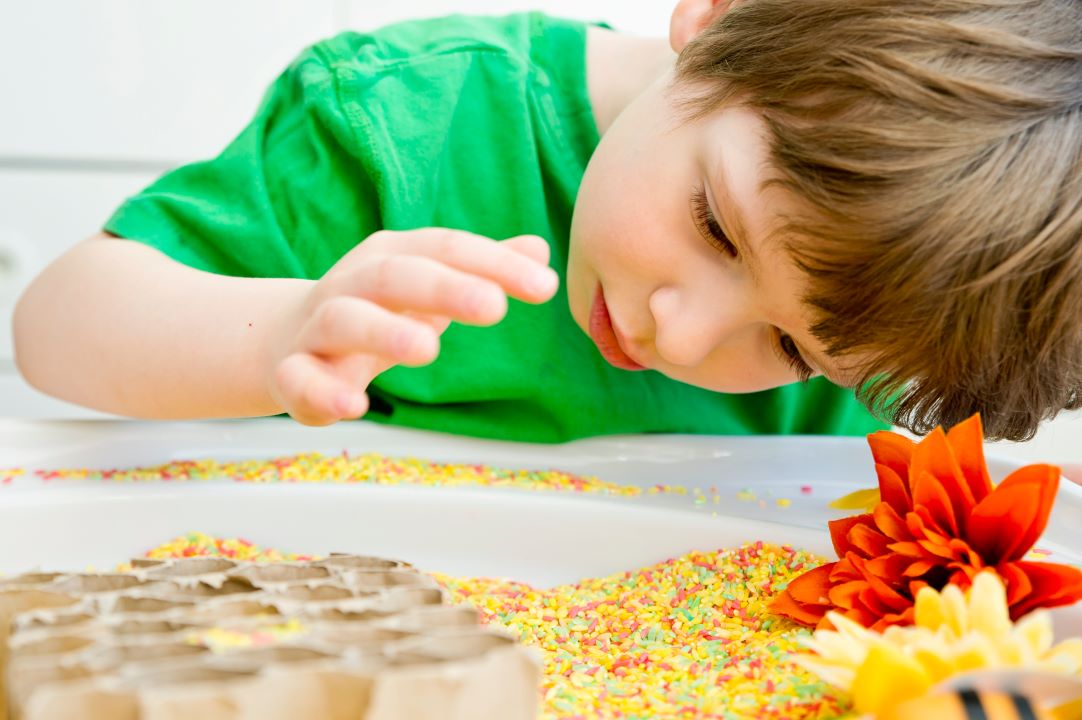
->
[567, 75, 851, 392]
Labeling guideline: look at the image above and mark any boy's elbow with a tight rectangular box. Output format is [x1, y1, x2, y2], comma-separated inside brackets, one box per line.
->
[10, 235, 105, 393]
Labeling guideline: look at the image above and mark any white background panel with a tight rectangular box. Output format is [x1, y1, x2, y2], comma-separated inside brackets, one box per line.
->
[0, 0, 338, 162]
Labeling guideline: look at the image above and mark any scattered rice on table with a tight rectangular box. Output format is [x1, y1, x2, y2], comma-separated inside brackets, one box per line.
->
[144, 533, 851, 719]
[6, 452, 810, 508]
[24, 453, 675, 496]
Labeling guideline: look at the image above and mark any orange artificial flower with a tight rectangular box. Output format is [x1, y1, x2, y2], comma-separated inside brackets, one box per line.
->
[772, 414, 1082, 631]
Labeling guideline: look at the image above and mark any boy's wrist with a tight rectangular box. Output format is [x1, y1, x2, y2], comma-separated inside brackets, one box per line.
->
[255, 278, 316, 415]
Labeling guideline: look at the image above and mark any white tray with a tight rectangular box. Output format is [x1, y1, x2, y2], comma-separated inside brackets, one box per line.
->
[1, 419, 1079, 638]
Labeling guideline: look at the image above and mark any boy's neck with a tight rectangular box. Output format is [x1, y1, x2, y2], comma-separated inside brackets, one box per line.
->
[586, 27, 675, 135]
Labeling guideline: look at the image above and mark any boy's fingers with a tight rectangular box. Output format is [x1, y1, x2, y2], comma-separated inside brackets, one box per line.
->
[326, 352, 393, 391]
[299, 296, 440, 365]
[342, 256, 508, 326]
[502, 234, 551, 265]
[275, 352, 369, 426]
[408, 312, 452, 335]
[363, 229, 559, 304]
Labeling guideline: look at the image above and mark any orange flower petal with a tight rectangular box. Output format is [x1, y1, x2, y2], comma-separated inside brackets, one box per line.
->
[910, 426, 977, 520]
[848, 524, 892, 557]
[771, 563, 835, 626]
[945, 414, 993, 502]
[856, 584, 910, 619]
[947, 538, 982, 567]
[888, 540, 933, 559]
[853, 560, 913, 613]
[865, 553, 912, 579]
[967, 464, 1059, 561]
[917, 539, 959, 561]
[838, 606, 881, 631]
[875, 463, 911, 516]
[907, 507, 955, 550]
[827, 579, 866, 610]
[873, 502, 910, 541]
[947, 564, 979, 587]
[867, 430, 915, 483]
[770, 589, 828, 626]
[1002, 560, 1082, 619]
[902, 559, 939, 577]
[784, 563, 835, 606]
[906, 578, 930, 599]
[994, 562, 1032, 606]
[867, 605, 916, 631]
[911, 468, 960, 536]
[830, 554, 867, 585]
[828, 513, 876, 558]
[878, 605, 915, 630]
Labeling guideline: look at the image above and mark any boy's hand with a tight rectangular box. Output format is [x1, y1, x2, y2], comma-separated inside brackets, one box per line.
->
[267, 229, 558, 426]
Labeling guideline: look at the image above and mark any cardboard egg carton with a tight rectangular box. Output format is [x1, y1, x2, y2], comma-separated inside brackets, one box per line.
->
[0, 554, 539, 720]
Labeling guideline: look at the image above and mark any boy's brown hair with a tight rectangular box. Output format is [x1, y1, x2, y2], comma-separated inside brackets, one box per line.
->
[677, 0, 1082, 441]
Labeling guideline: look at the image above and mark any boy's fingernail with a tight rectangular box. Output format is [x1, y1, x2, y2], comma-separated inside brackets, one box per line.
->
[527, 268, 558, 296]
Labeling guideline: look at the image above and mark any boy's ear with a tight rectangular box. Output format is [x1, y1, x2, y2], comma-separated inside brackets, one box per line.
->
[669, 0, 739, 54]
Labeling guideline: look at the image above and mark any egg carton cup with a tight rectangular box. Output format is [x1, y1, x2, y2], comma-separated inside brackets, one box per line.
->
[0, 555, 539, 720]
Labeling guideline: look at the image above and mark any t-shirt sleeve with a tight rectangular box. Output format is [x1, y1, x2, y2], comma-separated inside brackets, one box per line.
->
[103, 45, 383, 280]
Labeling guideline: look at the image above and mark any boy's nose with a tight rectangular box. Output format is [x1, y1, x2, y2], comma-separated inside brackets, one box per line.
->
[648, 285, 755, 367]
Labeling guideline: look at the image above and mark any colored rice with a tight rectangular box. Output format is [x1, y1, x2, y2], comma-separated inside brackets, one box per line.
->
[144, 533, 850, 719]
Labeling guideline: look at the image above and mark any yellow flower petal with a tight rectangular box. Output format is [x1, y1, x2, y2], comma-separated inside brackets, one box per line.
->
[852, 644, 933, 714]
[1013, 611, 1054, 660]
[829, 611, 878, 643]
[968, 572, 1012, 640]
[911, 647, 958, 683]
[951, 635, 999, 671]
[795, 655, 856, 689]
[995, 634, 1031, 666]
[940, 583, 969, 637]
[915, 585, 948, 632]
[806, 630, 869, 666]
[1051, 696, 1082, 720]
[1046, 638, 1082, 673]
[829, 487, 880, 511]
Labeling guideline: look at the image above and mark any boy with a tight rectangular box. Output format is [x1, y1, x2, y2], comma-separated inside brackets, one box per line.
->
[12, 0, 1082, 443]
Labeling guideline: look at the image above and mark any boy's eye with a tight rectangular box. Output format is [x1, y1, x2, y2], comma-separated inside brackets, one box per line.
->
[776, 332, 815, 383]
[691, 186, 738, 258]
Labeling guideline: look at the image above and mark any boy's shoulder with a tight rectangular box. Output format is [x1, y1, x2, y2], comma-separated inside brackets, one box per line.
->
[300, 13, 589, 76]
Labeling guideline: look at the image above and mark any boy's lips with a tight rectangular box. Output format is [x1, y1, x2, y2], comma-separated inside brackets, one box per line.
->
[588, 285, 646, 371]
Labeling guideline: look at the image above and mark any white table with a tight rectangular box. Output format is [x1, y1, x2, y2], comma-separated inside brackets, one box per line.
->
[0, 418, 1079, 640]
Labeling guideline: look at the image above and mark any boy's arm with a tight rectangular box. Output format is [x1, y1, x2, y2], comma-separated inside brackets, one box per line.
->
[13, 234, 307, 418]
[12, 229, 557, 423]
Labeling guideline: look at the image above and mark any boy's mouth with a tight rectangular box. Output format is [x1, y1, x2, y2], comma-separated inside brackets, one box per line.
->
[588, 285, 646, 371]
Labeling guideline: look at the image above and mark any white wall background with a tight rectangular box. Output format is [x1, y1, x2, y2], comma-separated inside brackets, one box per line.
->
[0, 1, 1078, 464]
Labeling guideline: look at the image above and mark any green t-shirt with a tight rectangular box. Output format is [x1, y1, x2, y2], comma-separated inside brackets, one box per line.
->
[104, 12, 885, 442]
